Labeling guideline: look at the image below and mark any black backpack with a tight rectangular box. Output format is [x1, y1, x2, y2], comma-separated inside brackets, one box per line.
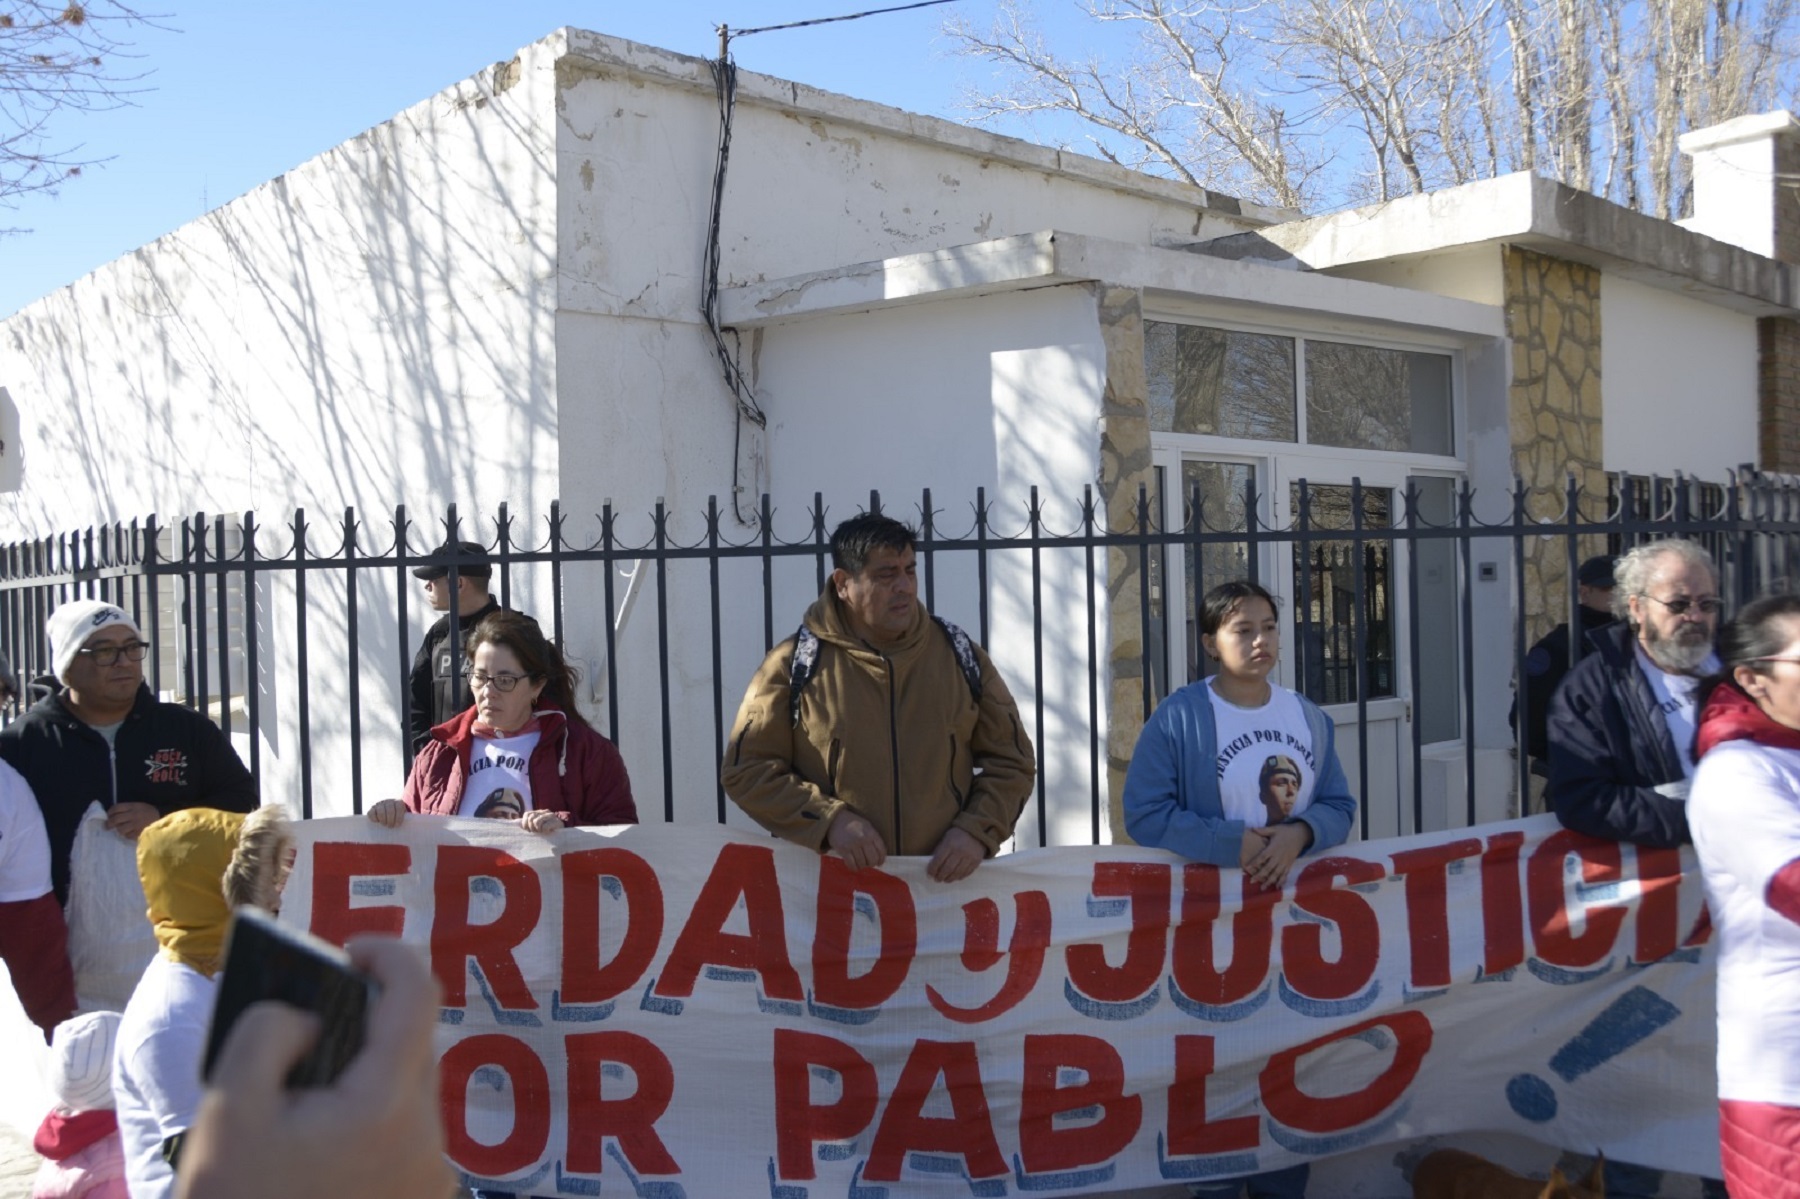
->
[787, 617, 983, 726]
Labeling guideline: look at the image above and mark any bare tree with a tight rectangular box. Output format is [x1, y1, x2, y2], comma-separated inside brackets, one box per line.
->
[949, 0, 1324, 210]
[1595, 0, 1639, 207]
[0, 1, 155, 212]
[1275, 0, 1503, 201]
[949, 0, 1800, 216]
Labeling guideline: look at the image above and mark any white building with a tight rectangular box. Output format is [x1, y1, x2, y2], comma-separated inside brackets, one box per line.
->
[0, 28, 1793, 846]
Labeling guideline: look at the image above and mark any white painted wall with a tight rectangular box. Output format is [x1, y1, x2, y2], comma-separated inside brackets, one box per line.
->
[1680, 114, 1790, 259]
[0, 43, 562, 533]
[552, 285, 1114, 843]
[1333, 246, 1506, 308]
[535, 34, 1270, 839]
[0, 37, 567, 814]
[1601, 275, 1760, 478]
[545, 31, 1268, 549]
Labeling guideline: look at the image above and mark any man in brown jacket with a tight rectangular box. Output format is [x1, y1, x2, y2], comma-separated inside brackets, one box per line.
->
[721, 514, 1036, 882]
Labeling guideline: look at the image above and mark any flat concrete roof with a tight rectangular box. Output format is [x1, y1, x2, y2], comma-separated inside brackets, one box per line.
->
[719, 229, 1504, 342]
[1200, 172, 1800, 317]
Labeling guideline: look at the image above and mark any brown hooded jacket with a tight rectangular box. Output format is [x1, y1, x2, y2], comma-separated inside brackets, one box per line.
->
[721, 584, 1035, 857]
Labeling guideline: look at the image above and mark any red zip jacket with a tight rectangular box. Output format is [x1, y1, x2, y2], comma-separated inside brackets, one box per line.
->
[401, 706, 637, 827]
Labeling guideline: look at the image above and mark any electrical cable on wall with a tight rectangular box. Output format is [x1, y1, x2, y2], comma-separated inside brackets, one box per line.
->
[701, 0, 961, 525]
[701, 50, 763, 526]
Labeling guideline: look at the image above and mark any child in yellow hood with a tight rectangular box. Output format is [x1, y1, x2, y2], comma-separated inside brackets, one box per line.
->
[111, 807, 290, 1199]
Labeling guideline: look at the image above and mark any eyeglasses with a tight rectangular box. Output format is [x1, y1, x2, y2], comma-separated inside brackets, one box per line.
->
[1747, 657, 1800, 669]
[77, 641, 149, 667]
[1637, 594, 1722, 617]
[469, 670, 532, 693]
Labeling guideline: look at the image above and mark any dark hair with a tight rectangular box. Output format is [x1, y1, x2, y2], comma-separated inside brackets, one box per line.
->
[1694, 592, 1800, 713]
[465, 610, 587, 728]
[830, 513, 916, 576]
[1199, 580, 1279, 637]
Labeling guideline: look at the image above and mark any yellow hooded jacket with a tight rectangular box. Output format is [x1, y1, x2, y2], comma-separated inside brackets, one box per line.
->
[137, 808, 247, 978]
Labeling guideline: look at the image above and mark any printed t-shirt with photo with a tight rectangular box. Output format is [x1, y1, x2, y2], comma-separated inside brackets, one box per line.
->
[1634, 644, 1720, 780]
[458, 728, 540, 819]
[1206, 678, 1319, 826]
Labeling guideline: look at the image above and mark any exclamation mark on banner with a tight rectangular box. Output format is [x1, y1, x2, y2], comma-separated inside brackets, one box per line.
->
[1505, 985, 1682, 1122]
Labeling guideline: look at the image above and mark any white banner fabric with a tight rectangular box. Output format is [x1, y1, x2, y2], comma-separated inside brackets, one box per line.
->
[283, 812, 1721, 1197]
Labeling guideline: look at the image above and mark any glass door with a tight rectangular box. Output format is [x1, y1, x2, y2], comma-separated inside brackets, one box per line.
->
[1149, 452, 1464, 841]
[1282, 473, 1404, 843]
[1148, 452, 1269, 703]
[1277, 464, 1465, 841]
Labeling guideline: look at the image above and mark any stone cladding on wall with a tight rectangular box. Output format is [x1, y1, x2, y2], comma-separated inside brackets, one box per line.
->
[1760, 317, 1800, 470]
[1504, 246, 1612, 646]
[1096, 285, 1154, 842]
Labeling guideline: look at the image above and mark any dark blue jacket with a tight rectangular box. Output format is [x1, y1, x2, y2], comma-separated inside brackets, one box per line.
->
[0, 685, 257, 904]
[1511, 606, 1618, 766]
[1545, 621, 1693, 847]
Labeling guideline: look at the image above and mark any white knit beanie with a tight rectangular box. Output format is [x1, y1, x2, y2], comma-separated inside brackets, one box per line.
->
[48, 600, 141, 684]
[47, 1010, 121, 1112]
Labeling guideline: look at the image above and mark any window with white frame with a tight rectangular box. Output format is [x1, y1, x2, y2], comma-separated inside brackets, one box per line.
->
[1144, 322, 1455, 452]
[1142, 318, 1465, 745]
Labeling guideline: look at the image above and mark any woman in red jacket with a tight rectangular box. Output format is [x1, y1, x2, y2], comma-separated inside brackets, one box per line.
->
[369, 611, 636, 831]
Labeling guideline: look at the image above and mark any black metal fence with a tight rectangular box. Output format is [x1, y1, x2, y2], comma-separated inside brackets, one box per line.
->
[2, 470, 1797, 845]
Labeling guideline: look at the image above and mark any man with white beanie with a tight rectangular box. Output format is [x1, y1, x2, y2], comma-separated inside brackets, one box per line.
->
[0, 600, 256, 906]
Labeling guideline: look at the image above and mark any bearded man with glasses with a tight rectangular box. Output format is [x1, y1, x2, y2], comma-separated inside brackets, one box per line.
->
[0, 601, 256, 907]
[1548, 538, 1725, 850]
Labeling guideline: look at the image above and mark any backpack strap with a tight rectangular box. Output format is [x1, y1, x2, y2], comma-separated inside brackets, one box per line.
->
[788, 617, 982, 728]
[934, 616, 984, 701]
[788, 625, 821, 726]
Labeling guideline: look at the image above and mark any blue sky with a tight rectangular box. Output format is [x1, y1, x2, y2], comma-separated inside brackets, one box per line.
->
[0, 1, 1101, 318]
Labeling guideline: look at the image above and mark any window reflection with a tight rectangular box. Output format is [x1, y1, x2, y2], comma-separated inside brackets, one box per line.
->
[1291, 483, 1395, 706]
[1305, 342, 1453, 454]
[1183, 461, 1253, 686]
[1147, 323, 1297, 441]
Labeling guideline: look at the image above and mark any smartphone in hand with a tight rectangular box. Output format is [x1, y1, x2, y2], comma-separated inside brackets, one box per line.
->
[202, 906, 377, 1088]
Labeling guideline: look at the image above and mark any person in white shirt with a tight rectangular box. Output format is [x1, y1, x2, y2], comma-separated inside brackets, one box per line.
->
[1691, 592, 1800, 1197]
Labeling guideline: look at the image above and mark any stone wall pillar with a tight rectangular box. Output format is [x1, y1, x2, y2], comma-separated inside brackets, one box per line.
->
[1096, 285, 1154, 842]
[1504, 246, 1609, 645]
[1760, 317, 1800, 470]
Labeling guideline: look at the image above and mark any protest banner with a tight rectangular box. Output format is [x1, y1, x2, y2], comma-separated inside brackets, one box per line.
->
[285, 813, 1719, 1196]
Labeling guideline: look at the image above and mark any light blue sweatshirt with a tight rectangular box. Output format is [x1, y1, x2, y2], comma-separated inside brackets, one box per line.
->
[1123, 679, 1358, 865]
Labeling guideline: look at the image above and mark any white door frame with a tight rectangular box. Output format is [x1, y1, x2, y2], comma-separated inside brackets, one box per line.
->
[1150, 448, 1463, 840]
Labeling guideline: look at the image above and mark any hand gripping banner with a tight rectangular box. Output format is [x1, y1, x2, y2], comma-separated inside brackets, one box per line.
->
[284, 813, 1719, 1196]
